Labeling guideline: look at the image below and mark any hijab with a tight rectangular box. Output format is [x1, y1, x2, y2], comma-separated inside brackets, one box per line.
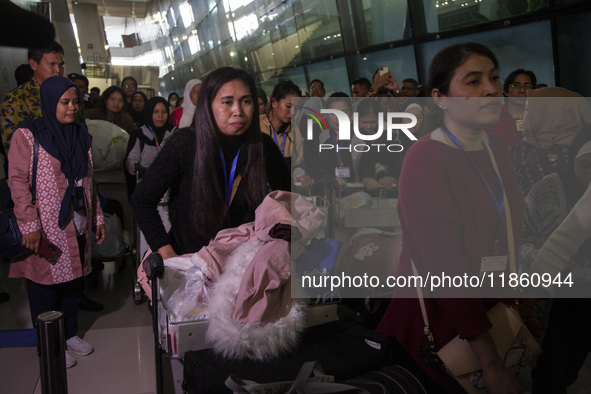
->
[179, 79, 202, 128]
[559, 125, 591, 210]
[144, 97, 173, 141]
[129, 91, 148, 127]
[523, 87, 591, 149]
[18, 75, 93, 228]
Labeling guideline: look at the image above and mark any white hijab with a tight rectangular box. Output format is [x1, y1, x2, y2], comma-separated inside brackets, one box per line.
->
[179, 79, 202, 128]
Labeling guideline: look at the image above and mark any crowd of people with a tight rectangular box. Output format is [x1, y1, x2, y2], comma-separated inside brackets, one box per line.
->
[0, 37, 590, 394]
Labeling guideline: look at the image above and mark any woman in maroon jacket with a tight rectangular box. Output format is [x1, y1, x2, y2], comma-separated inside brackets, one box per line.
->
[377, 43, 524, 393]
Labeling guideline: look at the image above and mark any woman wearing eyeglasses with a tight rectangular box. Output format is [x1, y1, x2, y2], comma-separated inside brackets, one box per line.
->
[85, 86, 135, 133]
[486, 69, 537, 148]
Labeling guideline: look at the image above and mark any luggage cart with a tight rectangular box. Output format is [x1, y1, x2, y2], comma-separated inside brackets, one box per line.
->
[142, 252, 165, 394]
[132, 163, 147, 305]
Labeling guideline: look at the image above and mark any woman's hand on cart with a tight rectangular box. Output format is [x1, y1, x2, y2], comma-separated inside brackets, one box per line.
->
[157, 244, 178, 260]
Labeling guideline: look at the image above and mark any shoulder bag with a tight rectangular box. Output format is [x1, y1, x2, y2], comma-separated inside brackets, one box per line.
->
[413, 138, 541, 393]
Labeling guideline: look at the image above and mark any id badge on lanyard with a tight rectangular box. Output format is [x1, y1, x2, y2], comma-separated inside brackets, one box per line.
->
[335, 166, 351, 178]
[480, 255, 508, 274]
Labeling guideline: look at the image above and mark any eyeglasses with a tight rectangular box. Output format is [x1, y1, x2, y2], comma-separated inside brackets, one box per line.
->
[124, 83, 137, 88]
[509, 82, 532, 89]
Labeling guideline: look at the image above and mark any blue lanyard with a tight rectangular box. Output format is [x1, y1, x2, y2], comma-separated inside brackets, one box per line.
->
[442, 125, 505, 218]
[267, 115, 286, 156]
[147, 126, 161, 153]
[330, 129, 345, 167]
[220, 147, 241, 208]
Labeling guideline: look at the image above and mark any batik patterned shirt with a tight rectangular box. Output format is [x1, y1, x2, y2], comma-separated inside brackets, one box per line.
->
[0, 78, 42, 153]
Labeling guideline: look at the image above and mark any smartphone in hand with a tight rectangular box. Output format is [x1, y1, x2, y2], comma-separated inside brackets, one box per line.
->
[379, 66, 389, 76]
[38, 236, 62, 264]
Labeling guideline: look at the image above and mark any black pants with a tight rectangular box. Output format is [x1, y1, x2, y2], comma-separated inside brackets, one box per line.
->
[26, 235, 86, 340]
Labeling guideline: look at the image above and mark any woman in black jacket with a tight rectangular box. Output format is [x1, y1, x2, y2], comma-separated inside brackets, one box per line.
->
[131, 67, 291, 257]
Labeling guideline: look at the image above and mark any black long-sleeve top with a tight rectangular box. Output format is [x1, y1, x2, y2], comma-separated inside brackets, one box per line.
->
[131, 127, 291, 255]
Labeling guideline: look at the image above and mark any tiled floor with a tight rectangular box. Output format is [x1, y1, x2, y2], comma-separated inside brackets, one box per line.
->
[1, 256, 591, 393]
[0, 257, 183, 394]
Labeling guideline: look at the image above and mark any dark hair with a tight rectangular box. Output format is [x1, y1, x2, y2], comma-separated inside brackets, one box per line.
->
[427, 42, 499, 96]
[191, 67, 267, 240]
[132, 91, 148, 102]
[270, 80, 302, 103]
[68, 73, 89, 88]
[28, 41, 64, 63]
[168, 92, 179, 101]
[90, 87, 100, 94]
[101, 86, 127, 110]
[326, 94, 352, 112]
[310, 79, 325, 90]
[130, 91, 149, 125]
[121, 76, 137, 88]
[402, 78, 419, 88]
[257, 88, 268, 105]
[268, 80, 301, 117]
[352, 78, 371, 90]
[503, 69, 537, 94]
[356, 98, 384, 116]
[15, 64, 33, 85]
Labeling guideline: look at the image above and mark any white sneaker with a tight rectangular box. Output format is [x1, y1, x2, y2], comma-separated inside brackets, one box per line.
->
[66, 336, 94, 356]
[66, 350, 77, 368]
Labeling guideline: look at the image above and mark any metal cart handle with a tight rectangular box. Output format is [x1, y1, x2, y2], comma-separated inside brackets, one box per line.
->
[143, 252, 165, 280]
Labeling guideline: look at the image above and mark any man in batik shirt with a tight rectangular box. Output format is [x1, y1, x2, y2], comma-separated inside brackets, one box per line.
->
[1, 41, 64, 152]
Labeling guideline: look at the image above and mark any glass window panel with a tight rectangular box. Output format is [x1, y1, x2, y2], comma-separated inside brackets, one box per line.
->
[257, 67, 307, 104]
[556, 11, 591, 96]
[419, 21, 555, 90]
[188, 34, 201, 55]
[293, 0, 344, 62]
[248, 21, 275, 73]
[423, 0, 549, 33]
[206, 0, 217, 13]
[306, 58, 348, 96]
[258, 70, 280, 98]
[265, 4, 302, 69]
[216, 5, 233, 44]
[222, 43, 243, 68]
[223, 0, 256, 12]
[209, 6, 221, 48]
[191, 0, 210, 22]
[352, 45, 418, 89]
[253, 0, 285, 18]
[168, 6, 178, 28]
[278, 66, 308, 93]
[179, 2, 195, 29]
[197, 12, 213, 50]
[355, 0, 410, 46]
[232, 13, 260, 40]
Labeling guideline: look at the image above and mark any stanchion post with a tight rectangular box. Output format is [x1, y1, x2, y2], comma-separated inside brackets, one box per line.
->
[37, 311, 68, 394]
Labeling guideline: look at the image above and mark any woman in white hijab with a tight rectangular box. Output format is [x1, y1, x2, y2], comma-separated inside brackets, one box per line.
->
[170, 79, 202, 128]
